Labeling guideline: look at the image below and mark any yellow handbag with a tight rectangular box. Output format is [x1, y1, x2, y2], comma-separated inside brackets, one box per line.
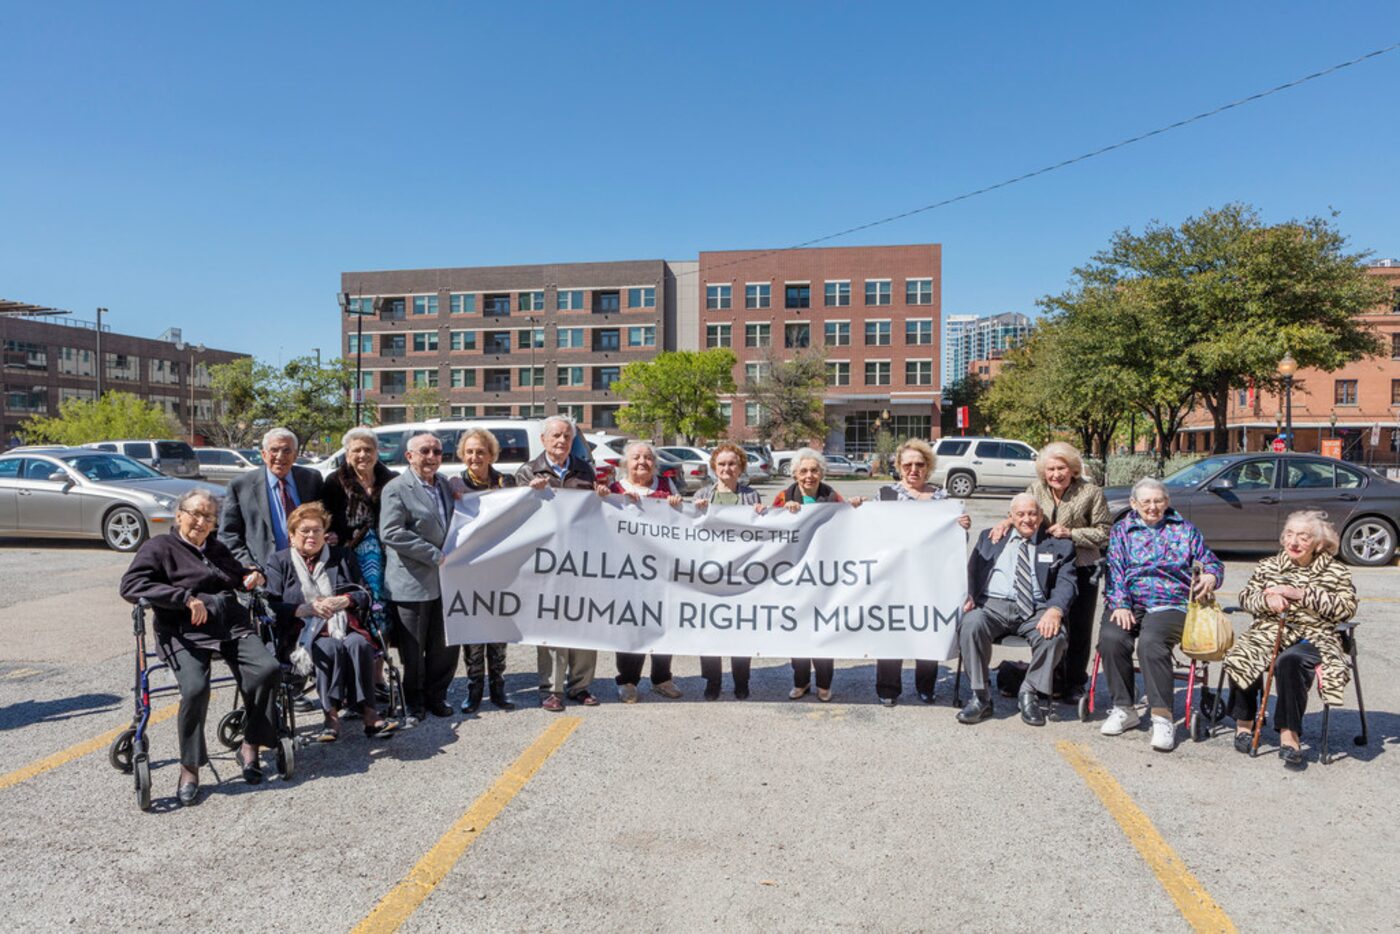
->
[1181, 566, 1234, 661]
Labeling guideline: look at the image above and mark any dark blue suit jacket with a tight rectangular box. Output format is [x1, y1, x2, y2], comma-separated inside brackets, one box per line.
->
[967, 526, 1077, 616]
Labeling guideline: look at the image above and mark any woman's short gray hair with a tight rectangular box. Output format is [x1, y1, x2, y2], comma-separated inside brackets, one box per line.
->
[792, 447, 826, 477]
[1130, 476, 1169, 504]
[623, 440, 656, 462]
[1283, 509, 1340, 556]
[262, 427, 299, 452]
[341, 427, 377, 451]
[1037, 442, 1084, 482]
[177, 488, 219, 514]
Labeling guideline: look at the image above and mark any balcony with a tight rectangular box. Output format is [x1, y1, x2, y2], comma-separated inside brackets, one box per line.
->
[593, 291, 621, 315]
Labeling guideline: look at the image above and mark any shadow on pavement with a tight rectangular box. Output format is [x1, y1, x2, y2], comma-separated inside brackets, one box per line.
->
[0, 692, 123, 731]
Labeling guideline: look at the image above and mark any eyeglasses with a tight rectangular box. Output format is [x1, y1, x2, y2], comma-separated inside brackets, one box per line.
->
[292, 527, 324, 538]
[415, 447, 443, 456]
[180, 509, 216, 524]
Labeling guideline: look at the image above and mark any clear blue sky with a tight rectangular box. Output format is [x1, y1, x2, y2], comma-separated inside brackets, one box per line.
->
[3, 3, 1397, 364]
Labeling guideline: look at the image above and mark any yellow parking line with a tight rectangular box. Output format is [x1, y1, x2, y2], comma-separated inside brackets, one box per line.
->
[352, 716, 582, 934]
[0, 702, 181, 791]
[1057, 741, 1236, 933]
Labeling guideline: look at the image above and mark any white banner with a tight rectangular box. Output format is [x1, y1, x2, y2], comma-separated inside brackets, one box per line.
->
[440, 488, 966, 660]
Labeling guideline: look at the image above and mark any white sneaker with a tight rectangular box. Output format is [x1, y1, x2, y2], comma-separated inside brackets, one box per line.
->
[619, 684, 639, 704]
[1150, 715, 1176, 752]
[1100, 706, 1141, 736]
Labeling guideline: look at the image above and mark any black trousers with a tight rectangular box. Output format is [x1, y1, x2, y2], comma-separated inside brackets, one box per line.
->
[312, 632, 376, 714]
[791, 658, 834, 691]
[1098, 607, 1185, 711]
[167, 636, 279, 769]
[1230, 641, 1321, 735]
[1060, 566, 1100, 691]
[392, 599, 460, 712]
[875, 659, 939, 699]
[464, 643, 508, 686]
[700, 656, 751, 690]
[615, 653, 673, 687]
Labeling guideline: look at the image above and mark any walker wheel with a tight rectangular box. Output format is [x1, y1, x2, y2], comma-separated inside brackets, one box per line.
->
[110, 728, 137, 773]
[1077, 695, 1091, 723]
[217, 710, 247, 750]
[134, 754, 152, 812]
[277, 736, 295, 781]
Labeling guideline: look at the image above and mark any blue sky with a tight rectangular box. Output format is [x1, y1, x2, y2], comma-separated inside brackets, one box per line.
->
[2, 3, 1397, 365]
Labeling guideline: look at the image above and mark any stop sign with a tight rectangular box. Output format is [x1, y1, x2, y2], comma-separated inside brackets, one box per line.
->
[1271, 437, 1287, 453]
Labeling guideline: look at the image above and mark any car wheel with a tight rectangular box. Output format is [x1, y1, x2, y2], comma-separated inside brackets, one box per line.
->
[103, 507, 148, 552]
[946, 472, 975, 498]
[1340, 517, 1397, 566]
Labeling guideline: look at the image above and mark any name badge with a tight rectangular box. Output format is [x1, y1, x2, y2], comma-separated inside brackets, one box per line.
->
[1037, 553, 1054, 563]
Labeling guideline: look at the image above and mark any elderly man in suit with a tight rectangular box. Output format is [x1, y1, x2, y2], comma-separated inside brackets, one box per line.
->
[219, 427, 325, 570]
[380, 431, 461, 721]
[956, 493, 1078, 727]
[515, 415, 599, 712]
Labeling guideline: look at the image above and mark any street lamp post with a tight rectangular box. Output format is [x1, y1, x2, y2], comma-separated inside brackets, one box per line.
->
[339, 292, 363, 425]
[1330, 411, 1338, 440]
[176, 341, 205, 445]
[1278, 352, 1298, 451]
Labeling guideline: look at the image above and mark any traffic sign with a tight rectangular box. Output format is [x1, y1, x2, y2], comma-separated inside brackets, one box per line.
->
[1271, 438, 1287, 453]
[1371, 423, 1381, 447]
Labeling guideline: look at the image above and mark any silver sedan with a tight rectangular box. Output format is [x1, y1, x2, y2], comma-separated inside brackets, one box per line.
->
[0, 448, 224, 552]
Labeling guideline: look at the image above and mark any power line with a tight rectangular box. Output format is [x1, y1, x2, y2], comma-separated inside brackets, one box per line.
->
[688, 40, 1400, 279]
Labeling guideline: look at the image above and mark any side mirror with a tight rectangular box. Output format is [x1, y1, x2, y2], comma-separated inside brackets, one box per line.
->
[1208, 478, 1234, 493]
[46, 470, 74, 490]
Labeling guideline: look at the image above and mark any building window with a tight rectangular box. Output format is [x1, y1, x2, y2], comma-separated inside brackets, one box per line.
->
[105, 353, 141, 381]
[865, 361, 891, 386]
[1236, 389, 1249, 408]
[745, 323, 771, 348]
[519, 328, 545, 349]
[718, 400, 732, 422]
[745, 283, 771, 309]
[785, 284, 811, 309]
[784, 323, 810, 349]
[412, 368, 438, 388]
[745, 362, 770, 384]
[905, 360, 933, 385]
[557, 327, 585, 349]
[412, 332, 439, 352]
[483, 332, 512, 354]
[483, 404, 512, 417]
[594, 404, 620, 429]
[348, 334, 373, 354]
[518, 366, 545, 387]
[450, 404, 478, 418]
[4, 386, 48, 413]
[594, 291, 620, 314]
[149, 359, 180, 385]
[483, 369, 511, 392]
[381, 371, 407, 394]
[865, 280, 892, 306]
[450, 330, 476, 352]
[559, 403, 585, 422]
[628, 286, 655, 308]
[825, 280, 851, 307]
[1391, 380, 1400, 405]
[450, 368, 475, 388]
[706, 323, 732, 348]
[3, 340, 47, 371]
[381, 334, 406, 357]
[357, 371, 373, 390]
[825, 321, 850, 346]
[905, 319, 933, 345]
[557, 289, 584, 311]
[412, 295, 439, 316]
[906, 278, 933, 305]
[450, 293, 475, 315]
[558, 366, 585, 387]
[706, 285, 732, 310]
[864, 321, 891, 346]
[745, 402, 766, 426]
[56, 347, 95, 377]
[1335, 379, 1358, 405]
[595, 329, 621, 352]
[519, 291, 545, 312]
[379, 406, 407, 423]
[1392, 333, 1400, 359]
[483, 294, 511, 317]
[382, 299, 406, 320]
[347, 297, 376, 316]
[628, 325, 656, 347]
[826, 362, 850, 386]
[595, 366, 621, 391]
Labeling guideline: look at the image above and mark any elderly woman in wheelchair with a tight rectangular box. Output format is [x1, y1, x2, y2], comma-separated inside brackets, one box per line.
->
[1224, 510, 1358, 768]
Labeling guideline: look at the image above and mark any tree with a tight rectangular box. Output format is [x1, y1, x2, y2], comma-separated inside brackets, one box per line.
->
[614, 349, 737, 443]
[940, 375, 988, 436]
[22, 392, 176, 445]
[744, 347, 830, 448]
[402, 385, 444, 421]
[207, 356, 270, 447]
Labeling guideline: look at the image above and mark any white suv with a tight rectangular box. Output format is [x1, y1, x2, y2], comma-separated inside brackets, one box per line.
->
[931, 437, 1038, 497]
[317, 418, 592, 479]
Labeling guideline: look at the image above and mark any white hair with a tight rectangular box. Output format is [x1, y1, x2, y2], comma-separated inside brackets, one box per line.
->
[177, 488, 219, 513]
[261, 427, 299, 452]
[623, 440, 656, 461]
[1009, 492, 1042, 515]
[541, 415, 575, 438]
[407, 432, 439, 452]
[341, 427, 377, 450]
[1131, 477, 1169, 503]
[792, 447, 826, 476]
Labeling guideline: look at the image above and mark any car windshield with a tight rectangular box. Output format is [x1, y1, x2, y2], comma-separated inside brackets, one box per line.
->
[1162, 455, 1242, 490]
[60, 452, 165, 481]
[239, 449, 263, 464]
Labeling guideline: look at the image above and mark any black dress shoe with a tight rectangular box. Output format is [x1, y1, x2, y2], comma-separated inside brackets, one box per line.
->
[240, 753, 263, 785]
[488, 684, 516, 710]
[956, 697, 994, 724]
[177, 781, 200, 806]
[703, 683, 720, 701]
[1233, 731, 1253, 754]
[734, 685, 750, 701]
[1018, 692, 1046, 727]
[428, 701, 454, 718]
[918, 691, 935, 705]
[880, 697, 897, 708]
[461, 684, 483, 714]
[1280, 745, 1306, 769]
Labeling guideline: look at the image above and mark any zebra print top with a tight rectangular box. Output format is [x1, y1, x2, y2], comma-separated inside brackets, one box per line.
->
[1236, 550, 1357, 632]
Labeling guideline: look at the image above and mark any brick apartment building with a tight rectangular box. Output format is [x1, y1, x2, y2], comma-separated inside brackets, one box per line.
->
[697, 244, 942, 453]
[1176, 261, 1400, 464]
[338, 260, 690, 432]
[1, 304, 244, 447]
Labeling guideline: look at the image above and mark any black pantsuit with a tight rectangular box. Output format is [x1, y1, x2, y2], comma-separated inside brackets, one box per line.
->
[392, 599, 459, 713]
[1230, 640, 1322, 735]
[1061, 566, 1100, 692]
[700, 656, 751, 692]
[1098, 607, 1186, 711]
[311, 632, 377, 713]
[615, 653, 673, 687]
[792, 658, 834, 691]
[167, 636, 280, 769]
[875, 659, 939, 700]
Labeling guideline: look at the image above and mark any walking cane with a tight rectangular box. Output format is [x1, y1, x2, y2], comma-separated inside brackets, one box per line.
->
[1250, 613, 1288, 757]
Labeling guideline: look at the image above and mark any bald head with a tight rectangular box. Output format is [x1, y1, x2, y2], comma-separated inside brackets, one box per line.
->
[1008, 493, 1044, 538]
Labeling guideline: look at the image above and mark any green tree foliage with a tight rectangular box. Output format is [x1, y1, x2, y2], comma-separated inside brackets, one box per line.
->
[614, 349, 737, 443]
[940, 375, 989, 436]
[744, 348, 830, 448]
[402, 385, 444, 421]
[207, 356, 270, 447]
[206, 355, 355, 451]
[22, 392, 176, 445]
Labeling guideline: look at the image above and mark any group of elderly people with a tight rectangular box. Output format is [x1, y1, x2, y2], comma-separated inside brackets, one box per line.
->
[119, 417, 1358, 804]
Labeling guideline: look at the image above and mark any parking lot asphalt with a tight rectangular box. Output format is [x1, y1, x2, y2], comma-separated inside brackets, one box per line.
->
[1, 479, 1397, 932]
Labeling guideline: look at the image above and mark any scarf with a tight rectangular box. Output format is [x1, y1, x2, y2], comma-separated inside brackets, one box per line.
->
[288, 544, 347, 676]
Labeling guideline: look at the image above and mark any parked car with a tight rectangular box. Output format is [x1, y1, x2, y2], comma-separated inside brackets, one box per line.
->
[587, 440, 696, 492]
[237, 448, 263, 465]
[739, 445, 774, 483]
[193, 447, 260, 485]
[85, 439, 203, 480]
[656, 445, 716, 492]
[929, 436, 1038, 497]
[316, 418, 593, 480]
[1104, 452, 1400, 567]
[823, 454, 871, 478]
[0, 448, 222, 552]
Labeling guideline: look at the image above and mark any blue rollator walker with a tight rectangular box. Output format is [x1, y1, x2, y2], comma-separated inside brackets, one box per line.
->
[108, 593, 297, 812]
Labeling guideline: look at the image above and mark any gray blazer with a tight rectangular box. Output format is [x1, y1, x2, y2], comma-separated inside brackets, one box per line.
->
[218, 465, 324, 569]
[379, 469, 454, 602]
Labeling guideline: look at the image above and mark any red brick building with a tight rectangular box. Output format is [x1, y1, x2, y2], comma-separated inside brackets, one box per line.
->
[697, 244, 941, 453]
